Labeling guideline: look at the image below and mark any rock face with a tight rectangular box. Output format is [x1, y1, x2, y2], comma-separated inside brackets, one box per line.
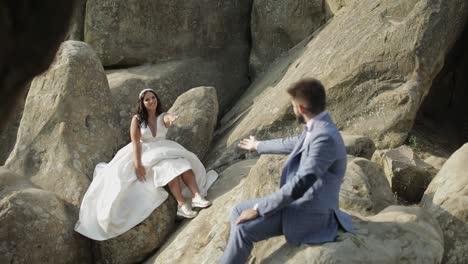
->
[0, 168, 92, 263]
[0, 0, 74, 129]
[147, 155, 443, 263]
[93, 196, 177, 264]
[5, 41, 124, 207]
[207, 0, 468, 170]
[84, 0, 251, 67]
[342, 134, 376, 159]
[340, 156, 396, 216]
[250, 0, 328, 77]
[252, 206, 443, 264]
[167, 87, 218, 160]
[372, 145, 435, 203]
[421, 143, 468, 264]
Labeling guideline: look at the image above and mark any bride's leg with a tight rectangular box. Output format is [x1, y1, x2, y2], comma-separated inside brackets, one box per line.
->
[181, 170, 211, 208]
[167, 176, 186, 206]
[168, 176, 198, 218]
[181, 170, 200, 196]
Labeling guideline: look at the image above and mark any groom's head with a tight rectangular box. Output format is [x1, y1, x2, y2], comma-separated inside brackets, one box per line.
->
[287, 79, 326, 124]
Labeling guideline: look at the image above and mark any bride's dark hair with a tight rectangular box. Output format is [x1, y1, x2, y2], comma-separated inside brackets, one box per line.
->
[135, 89, 163, 127]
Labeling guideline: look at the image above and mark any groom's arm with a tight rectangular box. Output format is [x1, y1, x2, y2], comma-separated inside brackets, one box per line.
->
[256, 133, 336, 217]
[256, 134, 301, 155]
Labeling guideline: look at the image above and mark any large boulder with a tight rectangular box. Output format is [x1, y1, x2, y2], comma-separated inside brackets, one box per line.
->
[93, 196, 177, 264]
[340, 156, 396, 216]
[5, 41, 124, 207]
[207, 0, 468, 171]
[372, 145, 435, 203]
[421, 143, 468, 264]
[146, 155, 442, 263]
[251, 206, 443, 264]
[250, 0, 328, 77]
[84, 0, 251, 67]
[0, 168, 92, 263]
[167, 87, 218, 160]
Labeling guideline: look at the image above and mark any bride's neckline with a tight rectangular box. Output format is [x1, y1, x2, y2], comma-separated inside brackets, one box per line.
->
[147, 115, 158, 138]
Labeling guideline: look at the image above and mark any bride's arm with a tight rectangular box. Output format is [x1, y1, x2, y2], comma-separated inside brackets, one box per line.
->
[131, 116, 146, 181]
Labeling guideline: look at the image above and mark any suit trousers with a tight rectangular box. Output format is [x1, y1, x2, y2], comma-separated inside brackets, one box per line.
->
[219, 199, 283, 264]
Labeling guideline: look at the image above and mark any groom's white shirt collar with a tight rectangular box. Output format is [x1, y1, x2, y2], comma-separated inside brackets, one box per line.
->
[305, 111, 327, 132]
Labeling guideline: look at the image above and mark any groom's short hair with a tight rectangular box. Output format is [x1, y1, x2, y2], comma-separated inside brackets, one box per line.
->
[287, 78, 326, 115]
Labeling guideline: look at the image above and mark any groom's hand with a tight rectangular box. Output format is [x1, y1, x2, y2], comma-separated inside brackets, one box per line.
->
[238, 135, 258, 152]
[236, 209, 259, 224]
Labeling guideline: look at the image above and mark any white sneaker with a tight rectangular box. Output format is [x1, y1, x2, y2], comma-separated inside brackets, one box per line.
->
[192, 194, 212, 208]
[177, 203, 198, 219]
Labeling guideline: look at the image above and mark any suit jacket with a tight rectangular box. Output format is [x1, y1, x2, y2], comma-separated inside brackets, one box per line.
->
[256, 112, 353, 245]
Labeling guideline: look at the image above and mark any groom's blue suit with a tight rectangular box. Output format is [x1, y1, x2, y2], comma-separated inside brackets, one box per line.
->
[220, 112, 353, 264]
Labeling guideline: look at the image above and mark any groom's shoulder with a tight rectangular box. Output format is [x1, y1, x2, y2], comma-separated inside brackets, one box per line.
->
[314, 118, 338, 134]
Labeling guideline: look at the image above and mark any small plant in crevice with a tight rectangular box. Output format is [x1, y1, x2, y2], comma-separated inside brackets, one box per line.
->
[407, 135, 418, 149]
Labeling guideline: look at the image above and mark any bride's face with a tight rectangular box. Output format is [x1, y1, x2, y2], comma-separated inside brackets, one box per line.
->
[143, 92, 158, 112]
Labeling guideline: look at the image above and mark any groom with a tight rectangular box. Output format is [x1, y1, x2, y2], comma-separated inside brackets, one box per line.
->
[220, 79, 354, 263]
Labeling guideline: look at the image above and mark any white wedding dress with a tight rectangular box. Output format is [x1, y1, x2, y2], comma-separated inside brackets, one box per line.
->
[75, 113, 218, 240]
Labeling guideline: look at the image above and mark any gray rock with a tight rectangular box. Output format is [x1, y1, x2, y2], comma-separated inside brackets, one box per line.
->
[84, 0, 251, 67]
[372, 145, 434, 203]
[342, 133, 376, 159]
[0, 167, 92, 264]
[250, 0, 328, 78]
[93, 196, 177, 264]
[5, 41, 124, 207]
[167, 87, 218, 160]
[340, 156, 396, 215]
[421, 143, 468, 264]
[252, 206, 443, 264]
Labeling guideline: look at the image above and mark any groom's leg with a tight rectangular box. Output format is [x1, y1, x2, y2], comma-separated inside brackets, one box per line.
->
[220, 199, 282, 264]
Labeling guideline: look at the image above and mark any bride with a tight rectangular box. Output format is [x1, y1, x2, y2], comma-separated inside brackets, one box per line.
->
[75, 88, 218, 240]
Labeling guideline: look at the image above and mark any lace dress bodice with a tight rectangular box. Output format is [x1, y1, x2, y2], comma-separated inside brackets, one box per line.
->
[139, 114, 167, 143]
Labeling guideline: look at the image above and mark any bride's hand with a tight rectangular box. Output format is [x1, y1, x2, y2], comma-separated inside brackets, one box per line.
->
[135, 164, 146, 182]
[166, 113, 179, 126]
